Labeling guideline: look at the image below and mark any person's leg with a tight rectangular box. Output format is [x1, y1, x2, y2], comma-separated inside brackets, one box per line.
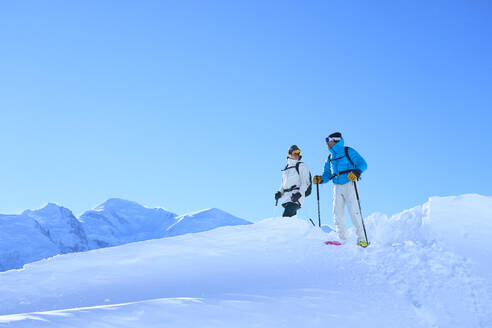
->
[333, 184, 348, 240]
[344, 182, 366, 243]
[282, 202, 299, 217]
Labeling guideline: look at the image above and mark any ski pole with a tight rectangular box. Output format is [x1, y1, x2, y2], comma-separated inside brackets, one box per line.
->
[274, 199, 278, 218]
[316, 182, 321, 227]
[353, 181, 369, 244]
[309, 218, 316, 226]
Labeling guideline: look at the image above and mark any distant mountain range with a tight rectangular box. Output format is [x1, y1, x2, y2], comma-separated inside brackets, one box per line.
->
[0, 199, 251, 272]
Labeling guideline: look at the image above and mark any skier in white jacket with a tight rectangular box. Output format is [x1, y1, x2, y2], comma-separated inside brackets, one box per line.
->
[275, 145, 311, 217]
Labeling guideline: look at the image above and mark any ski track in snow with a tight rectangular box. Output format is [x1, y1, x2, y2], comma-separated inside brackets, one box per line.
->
[0, 291, 417, 328]
[0, 194, 491, 328]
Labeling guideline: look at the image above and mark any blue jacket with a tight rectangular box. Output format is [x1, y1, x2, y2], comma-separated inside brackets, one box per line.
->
[321, 138, 367, 185]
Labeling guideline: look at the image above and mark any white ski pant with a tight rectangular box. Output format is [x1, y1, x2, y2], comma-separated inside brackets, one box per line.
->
[333, 182, 365, 242]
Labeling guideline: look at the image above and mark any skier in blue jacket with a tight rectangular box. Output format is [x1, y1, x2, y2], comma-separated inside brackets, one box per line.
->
[313, 132, 369, 247]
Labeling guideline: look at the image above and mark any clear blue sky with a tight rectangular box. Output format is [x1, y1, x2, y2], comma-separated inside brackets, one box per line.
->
[1, 1, 491, 225]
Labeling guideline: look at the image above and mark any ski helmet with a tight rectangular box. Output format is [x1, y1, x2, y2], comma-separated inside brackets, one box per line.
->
[288, 145, 301, 156]
[326, 132, 342, 143]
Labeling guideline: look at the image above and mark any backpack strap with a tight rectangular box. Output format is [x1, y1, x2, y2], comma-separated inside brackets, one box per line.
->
[295, 162, 302, 174]
[283, 162, 303, 174]
[330, 169, 353, 180]
[329, 147, 354, 165]
[283, 185, 300, 193]
[345, 147, 355, 167]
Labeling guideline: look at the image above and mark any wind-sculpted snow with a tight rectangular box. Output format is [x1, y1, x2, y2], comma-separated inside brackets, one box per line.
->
[0, 194, 490, 327]
[364, 194, 492, 327]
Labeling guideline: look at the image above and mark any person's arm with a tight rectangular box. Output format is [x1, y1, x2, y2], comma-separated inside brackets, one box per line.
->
[298, 163, 311, 195]
[320, 159, 332, 183]
[275, 173, 285, 202]
[281, 171, 286, 193]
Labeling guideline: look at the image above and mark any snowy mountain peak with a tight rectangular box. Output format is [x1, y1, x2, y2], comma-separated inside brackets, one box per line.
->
[94, 198, 148, 212]
[80, 199, 178, 249]
[178, 207, 228, 218]
[1, 199, 251, 272]
[92, 198, 175, 216]
[42, 202, 63, 209]
[166, 207, 252, 237]
[23, 202, 72, 218]
[22, 203, 88, 254]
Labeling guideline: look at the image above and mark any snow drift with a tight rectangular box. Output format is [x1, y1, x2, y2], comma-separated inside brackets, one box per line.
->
[0, 194, 490, 327]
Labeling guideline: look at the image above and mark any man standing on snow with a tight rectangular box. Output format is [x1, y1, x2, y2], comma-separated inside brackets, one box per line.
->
[275, 145, 311, 217]
[313, 132, 369, 247]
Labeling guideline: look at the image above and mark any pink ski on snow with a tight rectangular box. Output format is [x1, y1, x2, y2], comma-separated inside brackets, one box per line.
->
[324, 241, 342, 246]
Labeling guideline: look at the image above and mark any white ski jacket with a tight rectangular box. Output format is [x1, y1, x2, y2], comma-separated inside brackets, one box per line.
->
[279, 158, 311, 208]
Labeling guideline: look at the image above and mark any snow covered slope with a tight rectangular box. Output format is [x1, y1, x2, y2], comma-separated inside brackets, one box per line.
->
[0, 194, 490, 327]
[79, 198, 178, 249]
[0, 214, 58, 272]
[166, 208, 252, 237]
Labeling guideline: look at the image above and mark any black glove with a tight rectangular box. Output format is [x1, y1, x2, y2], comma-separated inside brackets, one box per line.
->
[275, 191, 282, 201]
[291, 192, 302, 203]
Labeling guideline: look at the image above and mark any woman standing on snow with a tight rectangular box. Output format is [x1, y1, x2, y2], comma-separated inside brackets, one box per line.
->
[274, 145, 311, 217]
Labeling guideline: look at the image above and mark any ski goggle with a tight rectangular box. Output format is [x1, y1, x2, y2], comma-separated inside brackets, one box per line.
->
[326, 137, 341, 143]
[291, 149, 301, 155]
